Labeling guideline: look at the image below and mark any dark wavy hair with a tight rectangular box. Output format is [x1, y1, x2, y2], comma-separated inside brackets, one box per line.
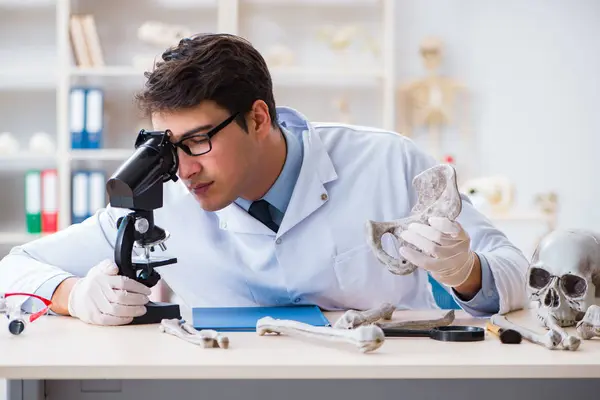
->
[135, 33, 277, 131]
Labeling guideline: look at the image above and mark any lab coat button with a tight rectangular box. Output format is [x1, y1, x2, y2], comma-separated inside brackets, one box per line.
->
[221, 222, 227, 229]
[321, 193, 328, 201]
[276, 238, 282, 244]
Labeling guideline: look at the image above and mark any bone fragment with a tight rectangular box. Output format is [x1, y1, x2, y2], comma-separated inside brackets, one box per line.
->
[334, 302, 396, 329]
[159, 318, 229, 349]
[375, 309, 455, 330]
[490, 314, 562, 350]
[577, 305, 600, 340]
[543, 313, 581, 351]
[366, 164, 462, 275]
[256, 316, 385, 353]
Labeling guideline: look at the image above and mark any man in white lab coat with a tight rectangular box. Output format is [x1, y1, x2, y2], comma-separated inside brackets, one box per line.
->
[0, 34, 528, 326]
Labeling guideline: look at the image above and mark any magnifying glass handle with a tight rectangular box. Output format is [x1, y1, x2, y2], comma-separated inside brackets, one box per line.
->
[381, 328, 433, 337]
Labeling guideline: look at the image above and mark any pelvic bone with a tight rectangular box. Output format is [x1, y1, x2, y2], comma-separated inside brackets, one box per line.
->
[366, 164, 462, 275]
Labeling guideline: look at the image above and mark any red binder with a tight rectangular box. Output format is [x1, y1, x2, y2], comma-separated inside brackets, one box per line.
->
[41, 169, 58, 233]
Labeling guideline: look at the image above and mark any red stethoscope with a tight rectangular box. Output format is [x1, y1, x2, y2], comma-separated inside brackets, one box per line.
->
[0, 292, 52, 335]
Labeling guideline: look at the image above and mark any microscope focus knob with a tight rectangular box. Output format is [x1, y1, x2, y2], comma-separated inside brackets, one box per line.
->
[135, 218, 149, 234]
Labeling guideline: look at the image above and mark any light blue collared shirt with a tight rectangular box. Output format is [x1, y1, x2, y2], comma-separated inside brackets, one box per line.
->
[234, 123, 303, 226]
[451, 253, 500, 315]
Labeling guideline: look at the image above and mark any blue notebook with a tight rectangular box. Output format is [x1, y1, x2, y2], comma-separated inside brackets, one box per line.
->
[191, 305, 331, 332]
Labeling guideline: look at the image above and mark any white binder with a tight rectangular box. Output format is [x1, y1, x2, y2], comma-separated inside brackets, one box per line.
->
[71, 171, 89, 224]
[85, 88, 103, 148]
[88, 171, 106, 217]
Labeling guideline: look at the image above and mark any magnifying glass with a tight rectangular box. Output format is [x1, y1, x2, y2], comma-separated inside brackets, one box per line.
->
[381, 325, 485, 342]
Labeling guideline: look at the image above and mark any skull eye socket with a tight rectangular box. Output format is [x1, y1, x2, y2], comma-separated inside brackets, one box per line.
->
[560, 274, 587, 298]
[529, 267, 551, 289]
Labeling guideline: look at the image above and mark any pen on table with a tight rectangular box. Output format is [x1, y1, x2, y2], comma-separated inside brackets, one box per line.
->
[485, 321, 522, 344]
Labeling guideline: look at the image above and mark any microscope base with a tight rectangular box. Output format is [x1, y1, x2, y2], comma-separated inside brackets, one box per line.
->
[130, 301, 181, 325]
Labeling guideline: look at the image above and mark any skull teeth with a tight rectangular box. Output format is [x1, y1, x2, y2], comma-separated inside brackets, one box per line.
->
[536, 314, 575, 327]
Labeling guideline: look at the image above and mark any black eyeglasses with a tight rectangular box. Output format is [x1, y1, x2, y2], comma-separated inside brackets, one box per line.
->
[171, 112, 239, 156]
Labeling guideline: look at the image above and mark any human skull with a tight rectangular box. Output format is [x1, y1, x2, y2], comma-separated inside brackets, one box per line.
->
[527, 229, 600, 327]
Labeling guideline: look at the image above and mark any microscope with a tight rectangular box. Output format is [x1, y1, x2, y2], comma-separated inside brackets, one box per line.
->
[106, 129, 182, 325]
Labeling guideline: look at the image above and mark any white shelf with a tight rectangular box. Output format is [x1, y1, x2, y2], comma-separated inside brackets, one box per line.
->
[0, 68, 57, 90]
[0, 232, 45, 245]
[69, 66, 384, 87]
[0, 0, 55, 8]
[0, 152, 57, 162]
[270, 67, 383, 87]
[70, 149, 134, 161]
[70, 66, 145, 77]
[242, 0, 379, 6]
[151, 0, 217, 8]
[486, 211, 554, 223]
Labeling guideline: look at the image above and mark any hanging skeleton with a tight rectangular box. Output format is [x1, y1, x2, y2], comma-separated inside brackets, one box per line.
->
[492, 229, 600, 351]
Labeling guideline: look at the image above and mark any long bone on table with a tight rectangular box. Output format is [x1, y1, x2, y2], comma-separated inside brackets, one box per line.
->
[256, 316, 385, 353]
[490, 314, 564, 350]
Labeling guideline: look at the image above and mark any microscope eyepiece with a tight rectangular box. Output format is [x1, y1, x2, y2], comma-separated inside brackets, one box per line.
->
[107, 129, 179, 211]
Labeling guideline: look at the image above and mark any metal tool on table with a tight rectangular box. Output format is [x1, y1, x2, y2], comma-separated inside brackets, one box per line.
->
[106, 129, 181, 325]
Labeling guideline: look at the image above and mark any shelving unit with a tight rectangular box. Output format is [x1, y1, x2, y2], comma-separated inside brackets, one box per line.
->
[0, 0, 548, 255]
[0, 0, 396, 251]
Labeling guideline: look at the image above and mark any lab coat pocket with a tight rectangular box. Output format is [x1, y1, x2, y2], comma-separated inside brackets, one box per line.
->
[333, 243, 372, 265]
[332, 243, 404, 309]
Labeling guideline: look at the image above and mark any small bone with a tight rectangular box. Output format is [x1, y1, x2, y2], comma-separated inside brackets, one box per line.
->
[577, 305, 600, 340]
[376, 309, 455, 330]
[256, 316, 385, 353]
[490, 314, 562, 350]
[543, 313, 581, 351]
[178, 321, 230, 349]
[334, 302, 396, 329]
[159, 318, 229, 349]
[366, 164, 462, 275]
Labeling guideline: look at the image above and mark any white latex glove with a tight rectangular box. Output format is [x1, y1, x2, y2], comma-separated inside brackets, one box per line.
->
[399, 217, 476, 288]
[68, 259, 152, 326]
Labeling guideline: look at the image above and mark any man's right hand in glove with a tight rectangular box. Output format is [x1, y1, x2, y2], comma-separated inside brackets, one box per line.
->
[52, 259, 152, 326]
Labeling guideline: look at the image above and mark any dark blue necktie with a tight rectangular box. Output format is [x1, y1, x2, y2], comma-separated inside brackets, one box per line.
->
[248, 200, 279, 232]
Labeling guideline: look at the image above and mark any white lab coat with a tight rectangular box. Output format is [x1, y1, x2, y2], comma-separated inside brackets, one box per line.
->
[0, 107, 528, 315]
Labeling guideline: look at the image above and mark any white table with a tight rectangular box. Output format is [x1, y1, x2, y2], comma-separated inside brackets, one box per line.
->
[1, 308, 599, 400]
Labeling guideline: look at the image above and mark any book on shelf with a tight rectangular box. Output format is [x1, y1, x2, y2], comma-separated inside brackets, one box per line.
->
[71, 170, 107, 225]
[70, 86, 104, 149]
[69, 14, 105, 68]
[25, 169, 58, 234]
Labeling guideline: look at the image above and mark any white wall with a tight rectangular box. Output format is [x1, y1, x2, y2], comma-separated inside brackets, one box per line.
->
[391, 0, 600, 231]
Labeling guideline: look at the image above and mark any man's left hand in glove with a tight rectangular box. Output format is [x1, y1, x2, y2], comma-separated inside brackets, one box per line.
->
[398, 216, 482, 298]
